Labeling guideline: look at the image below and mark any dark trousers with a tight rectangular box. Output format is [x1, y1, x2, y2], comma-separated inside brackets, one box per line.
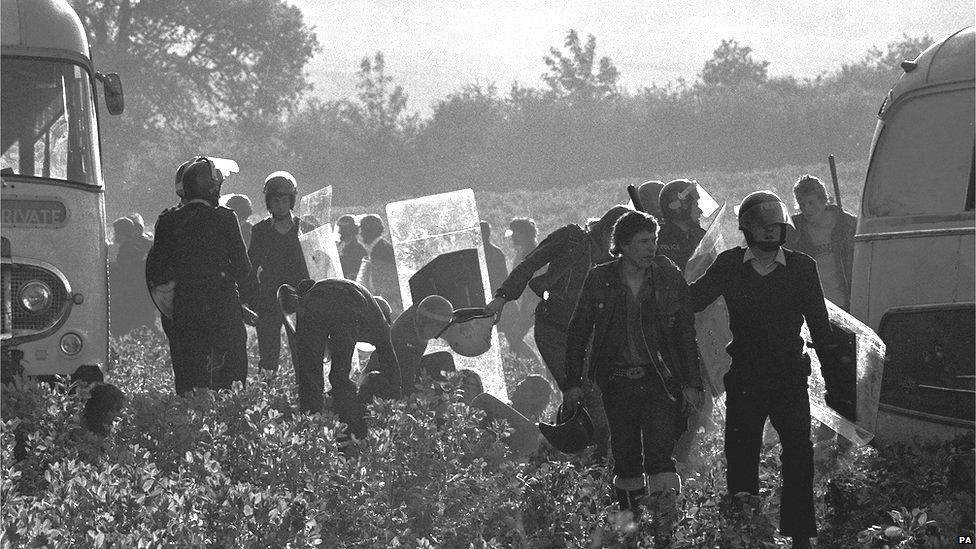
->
[256, 295, 296, 372]
[724, 375, 817, 537]
[293, 322, 365, 437]
[602, 376, 680, 478]
[161, 314, 186, 395]
[535, 320, 609, 453]
[171, 289, 248, 393]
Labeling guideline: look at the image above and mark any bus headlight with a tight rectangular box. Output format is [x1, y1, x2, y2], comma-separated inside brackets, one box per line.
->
[19, 281, 52, 312]
[60, 332, 83, 356]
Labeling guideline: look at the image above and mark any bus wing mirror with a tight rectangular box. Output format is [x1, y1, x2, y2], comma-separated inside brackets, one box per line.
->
[96, 72, 124, 115]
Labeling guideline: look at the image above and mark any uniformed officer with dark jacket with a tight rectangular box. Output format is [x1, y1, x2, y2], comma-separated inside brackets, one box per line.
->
[562, 210, 703, 534]
[243, 171, 309, 372]
[656, 179, 706, 271]
[688, 190, 837, 549]
[146, 157, 250, 394]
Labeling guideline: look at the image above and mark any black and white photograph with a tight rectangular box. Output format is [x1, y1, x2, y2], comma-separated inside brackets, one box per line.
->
[1, 0, 973, 546]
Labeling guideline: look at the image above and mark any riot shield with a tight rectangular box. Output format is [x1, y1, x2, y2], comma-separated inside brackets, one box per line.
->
[299, 224, 343, 281]
[297, 186, 342, 281]
[386, 189, 506, 400]
[686, 203, 732, 395]
[298, 185, 332, 229]
[804, 300, 886, 446]
[409, 249, 485, 307]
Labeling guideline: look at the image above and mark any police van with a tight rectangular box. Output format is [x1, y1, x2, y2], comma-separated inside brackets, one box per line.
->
[850, 26, 974, 442]
[1, 0, 124, 382]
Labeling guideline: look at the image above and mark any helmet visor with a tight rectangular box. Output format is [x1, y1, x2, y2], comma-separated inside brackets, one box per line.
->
[739, 200, 794, 230]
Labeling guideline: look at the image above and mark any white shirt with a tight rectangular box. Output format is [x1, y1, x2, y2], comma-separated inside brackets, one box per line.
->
[742, 246, 787, 276]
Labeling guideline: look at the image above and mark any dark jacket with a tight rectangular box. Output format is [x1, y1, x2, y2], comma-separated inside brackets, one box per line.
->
[146, 201, 250, 294]
[563, 256, 700, 393]
[496, 224, 604, 329]
[656, 221, 705, 271]
[243, 216, 309, 306]
[688, 246, 834, 387]
[338, 238, 367, 280]
[786, 205, 857, 299]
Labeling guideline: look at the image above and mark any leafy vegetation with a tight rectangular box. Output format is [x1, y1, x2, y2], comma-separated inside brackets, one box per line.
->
[3, 326, 972, 547]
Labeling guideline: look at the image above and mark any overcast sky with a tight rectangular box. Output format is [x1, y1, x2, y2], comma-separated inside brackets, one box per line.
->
[288, 0, 973, 115]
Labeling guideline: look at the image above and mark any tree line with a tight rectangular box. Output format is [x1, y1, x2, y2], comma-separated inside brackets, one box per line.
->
[73, 0, 935, 220]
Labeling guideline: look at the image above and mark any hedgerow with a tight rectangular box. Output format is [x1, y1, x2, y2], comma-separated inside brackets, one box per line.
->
[2, 327, 973, 547]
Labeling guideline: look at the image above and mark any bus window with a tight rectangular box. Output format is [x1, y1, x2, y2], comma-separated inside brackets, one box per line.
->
[864, 89, 975, 217]
[0, 59, 101, 187]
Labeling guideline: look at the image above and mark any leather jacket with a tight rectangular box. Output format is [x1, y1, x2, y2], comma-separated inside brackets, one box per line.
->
[495, 224, 605, 329]
[563, 256, 700, 393]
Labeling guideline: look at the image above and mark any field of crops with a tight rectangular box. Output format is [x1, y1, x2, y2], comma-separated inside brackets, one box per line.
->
[3, 162, 974, 547]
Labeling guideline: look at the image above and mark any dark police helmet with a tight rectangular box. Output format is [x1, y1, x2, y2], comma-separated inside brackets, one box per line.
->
[538, 404, 595, 453]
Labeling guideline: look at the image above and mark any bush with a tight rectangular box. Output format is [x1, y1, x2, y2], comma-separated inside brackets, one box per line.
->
[3, 310, 973, 548]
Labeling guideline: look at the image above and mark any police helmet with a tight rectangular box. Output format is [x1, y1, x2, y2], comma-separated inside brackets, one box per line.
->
[636, 180, 665, 216]
[225, 194, 253, 217]
[539, 404, 595, 453]
[439, 307, 496, 357]
[737, 190, 794, 231]
[659, 179, 699, 221]
[174, 159, 194, 198]
[263, 171, 298, 209]
[182, 157, 223, 202]
[417, 295, 454, 329]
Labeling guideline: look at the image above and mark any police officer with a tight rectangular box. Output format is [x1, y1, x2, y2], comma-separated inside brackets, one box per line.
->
[224, 194, 254, 246]
[635, 180, 665, 219]
[365, 294, 454, 396]
[291, 278, 401, 438]
[688, 190, 837, 549]
[562, 210, 702, 538]
[147, 157, 250, 393]
[657, 179, 706, 271]
[244, 172, 309, 372]
[486, 205, 631, 459]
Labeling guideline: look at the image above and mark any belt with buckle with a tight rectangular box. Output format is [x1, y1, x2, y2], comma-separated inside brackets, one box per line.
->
[610, 364, 649, 380]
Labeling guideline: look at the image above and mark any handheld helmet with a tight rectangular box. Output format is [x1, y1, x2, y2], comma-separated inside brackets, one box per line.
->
[659, 179, 700, 222]
[737, 190, 794, 247]
[439, 307, 495, 357]
[636, 180, 665, 216]
[539, 404, 595, 454]
[263, 171, 298, 210]
[182, 156, 223, 203]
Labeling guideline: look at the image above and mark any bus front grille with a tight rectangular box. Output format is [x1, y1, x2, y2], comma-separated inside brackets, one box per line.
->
[1, 261, 71, 341]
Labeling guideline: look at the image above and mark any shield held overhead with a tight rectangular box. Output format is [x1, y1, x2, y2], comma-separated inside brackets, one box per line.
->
[386, 189, 506, 400]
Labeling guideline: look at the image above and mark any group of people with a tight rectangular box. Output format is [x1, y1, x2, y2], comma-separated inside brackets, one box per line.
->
[485, 176, 855, 548]
[140, 153, 856, 548]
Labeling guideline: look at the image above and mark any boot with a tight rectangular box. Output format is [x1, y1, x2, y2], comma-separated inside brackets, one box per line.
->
[614, 486, 647, 523]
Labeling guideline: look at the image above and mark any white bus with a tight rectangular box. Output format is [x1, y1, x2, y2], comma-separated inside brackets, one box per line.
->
[1, 0, 124, 383]
[850, 26, 974, 442]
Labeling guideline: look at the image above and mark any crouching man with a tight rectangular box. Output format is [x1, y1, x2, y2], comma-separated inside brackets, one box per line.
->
[561, 211, 703, 539]
[291, 278, 401, 438]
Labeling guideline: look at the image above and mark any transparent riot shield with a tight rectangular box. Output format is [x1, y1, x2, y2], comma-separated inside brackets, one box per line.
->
[686, 203, 733, 395]
[298, 185, 332, 229]
[297, 185, 342, 281]
[386, 189, 506, 400]
[804, 300, 886, 446]
[299, 224, 342, 281]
